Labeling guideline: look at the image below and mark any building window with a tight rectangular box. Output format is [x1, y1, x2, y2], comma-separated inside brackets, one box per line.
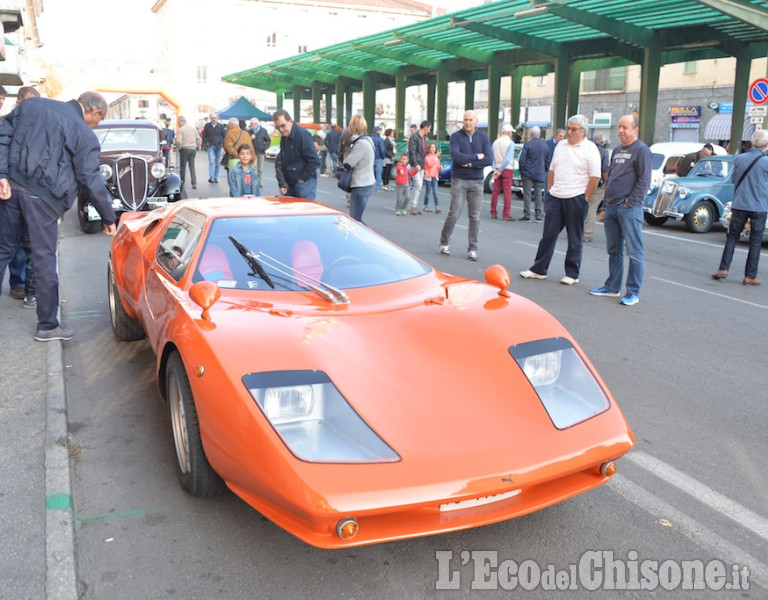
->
[267, 32, 276, 47]
[196, 66, 207, 84]
[582, 67, 626, 92]
[298, 45, 307, 53]
[683, 61, 697, 74]
[138, 99, 149, 108]
[537, 75, 547, 85]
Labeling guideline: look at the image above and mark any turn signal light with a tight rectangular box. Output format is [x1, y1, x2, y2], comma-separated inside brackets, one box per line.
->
[336, 518, 359, 540]
[600, 461, 617, 477]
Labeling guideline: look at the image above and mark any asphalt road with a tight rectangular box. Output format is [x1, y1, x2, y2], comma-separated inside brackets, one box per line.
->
[57, 155, 767, 599]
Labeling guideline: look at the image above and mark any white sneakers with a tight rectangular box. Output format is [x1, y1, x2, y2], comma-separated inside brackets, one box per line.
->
[560, 276, 579, 285]
[467, 250, 478, 261]
[519, 270, 547, 280]
[439, 245, 450, 255]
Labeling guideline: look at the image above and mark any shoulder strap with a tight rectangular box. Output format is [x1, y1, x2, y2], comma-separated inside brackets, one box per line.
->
[734, 152, 766, 191]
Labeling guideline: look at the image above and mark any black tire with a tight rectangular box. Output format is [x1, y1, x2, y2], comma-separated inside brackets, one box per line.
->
[107, 263, 144, 341]
[166, 352, 225, 497]
[77, 194, 103, 234]
[643, 213, 668, 227]
[684, 201, 715, 233]
[484, 172, 493, 193]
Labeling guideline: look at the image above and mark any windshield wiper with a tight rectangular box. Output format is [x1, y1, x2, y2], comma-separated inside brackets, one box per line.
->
[256, 251, 350, 305]
[228, 236, 275, 289]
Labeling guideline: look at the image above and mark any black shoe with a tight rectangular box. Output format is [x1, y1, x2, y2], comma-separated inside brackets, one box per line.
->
[34, 325, 74, 342]
[208, 178, 213, 183]
[519, 217, 531, 222]
[213, 179, 218, 183]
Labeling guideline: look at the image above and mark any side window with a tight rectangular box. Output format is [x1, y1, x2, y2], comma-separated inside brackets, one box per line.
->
[156, 209, 207, 281]
[664, 157, 678, 174]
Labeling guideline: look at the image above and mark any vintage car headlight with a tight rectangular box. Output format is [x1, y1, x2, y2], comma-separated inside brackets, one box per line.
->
[677, 186, 691, 199]
[509, 338, 610, 429]
[151, 163, 166, 179]
[99, 164, 113, 181]
[244, 370, 399, 463]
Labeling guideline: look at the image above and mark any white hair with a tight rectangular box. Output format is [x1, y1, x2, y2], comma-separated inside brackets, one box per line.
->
[751, 128, 768, 149]
[529, 126, 541, 138]
[567, 115, 589, 132]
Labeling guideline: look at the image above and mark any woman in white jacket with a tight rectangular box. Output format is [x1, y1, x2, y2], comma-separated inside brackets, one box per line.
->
[343, 114, 375, 223]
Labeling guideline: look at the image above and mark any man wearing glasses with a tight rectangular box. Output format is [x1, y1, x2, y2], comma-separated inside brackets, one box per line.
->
[0, 91, 117, 341]
[272, 109, 319, 200]
[520, 114, 601, 285]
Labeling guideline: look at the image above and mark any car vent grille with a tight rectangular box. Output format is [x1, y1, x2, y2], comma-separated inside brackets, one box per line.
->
[115, 156, 149, 211]
[653, 182, 677, 217]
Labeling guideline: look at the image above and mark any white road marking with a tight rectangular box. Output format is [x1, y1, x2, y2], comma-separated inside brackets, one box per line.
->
[627, 451, 768, 541]
[611, 475, 768, 589]
[650, 276, 768, 310]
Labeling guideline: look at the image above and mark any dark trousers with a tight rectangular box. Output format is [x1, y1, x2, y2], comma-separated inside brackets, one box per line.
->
[531, 192, 588, 278]
[179, 148, 197, 186]
[718, 208, 767, 279]
[0, 188, 60, 330]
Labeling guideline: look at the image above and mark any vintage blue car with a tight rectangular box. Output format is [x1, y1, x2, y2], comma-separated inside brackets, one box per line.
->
[643, 156, 735, 233]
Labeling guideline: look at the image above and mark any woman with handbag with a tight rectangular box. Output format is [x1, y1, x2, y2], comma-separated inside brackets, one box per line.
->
[342, 115, 375, 223]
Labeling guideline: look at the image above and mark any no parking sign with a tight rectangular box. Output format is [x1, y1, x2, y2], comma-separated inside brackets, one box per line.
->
[748, 78, 768, 105]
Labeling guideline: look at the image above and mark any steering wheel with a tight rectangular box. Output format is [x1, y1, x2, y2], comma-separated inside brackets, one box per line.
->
[325, 255, 364, 272]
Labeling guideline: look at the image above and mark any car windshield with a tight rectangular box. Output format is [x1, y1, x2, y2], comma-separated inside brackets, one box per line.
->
[651, 153, 665, 170]
[689, 158, 731, 179]
[192, 213, 431, 291]
[96, 127, 159, 152]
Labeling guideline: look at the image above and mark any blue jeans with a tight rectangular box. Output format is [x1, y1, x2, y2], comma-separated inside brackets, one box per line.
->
[207, 146, 223, 180]
[718, 208, 767, 279]
[329, 152, 339, 174]
[530, 192, 588, 278]
[349, 185, 373, 223]
[440, 178, 483, 252]
[287, 178, 317, 201]
[422, 178, 439, 207]
[373, 158, 383, 191]
[603, 203, 645, 296]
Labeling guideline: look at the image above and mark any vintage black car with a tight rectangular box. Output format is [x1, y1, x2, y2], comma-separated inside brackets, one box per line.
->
[77, 120, 184, 233]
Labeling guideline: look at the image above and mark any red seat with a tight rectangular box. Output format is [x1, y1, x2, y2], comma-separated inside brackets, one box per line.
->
[291, 240, 323, 281]
[198, 244, 233, 282]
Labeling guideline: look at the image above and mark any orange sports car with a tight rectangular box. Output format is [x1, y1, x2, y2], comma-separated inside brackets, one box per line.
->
[108, 197, 634, 548]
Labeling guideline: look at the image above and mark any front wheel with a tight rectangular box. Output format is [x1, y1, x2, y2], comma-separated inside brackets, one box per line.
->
[644, 213, 668, 227]
[166, 352, 225, 497]
[77, 194, 102, 234]
[484, 172, 494, 193]
[684, 201, 716, 233]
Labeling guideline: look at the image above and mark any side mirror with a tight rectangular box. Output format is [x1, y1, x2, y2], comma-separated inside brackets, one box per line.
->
[189, 281, 221, 321]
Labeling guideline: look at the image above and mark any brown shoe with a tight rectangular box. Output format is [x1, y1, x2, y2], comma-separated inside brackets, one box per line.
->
[743, 277, 761, 286]
[10, 287, 25, 299]
[490, 214, 498, 220]
[503, 217, 516, 221]
[711, 270, 728, 280]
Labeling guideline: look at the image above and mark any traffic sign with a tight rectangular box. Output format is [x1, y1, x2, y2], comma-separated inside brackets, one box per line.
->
[749, 105, 767, 116]
[750, 116, 764, 124]
[748, 78, 768, 105]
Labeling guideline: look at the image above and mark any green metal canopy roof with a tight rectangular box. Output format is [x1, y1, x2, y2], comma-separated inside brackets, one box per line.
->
[223, 0, 768, 95]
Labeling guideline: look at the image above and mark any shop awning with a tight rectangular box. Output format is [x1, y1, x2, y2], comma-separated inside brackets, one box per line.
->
[704, 114, 756, 142]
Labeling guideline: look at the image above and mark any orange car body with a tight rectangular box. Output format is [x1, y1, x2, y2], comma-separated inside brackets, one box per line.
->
[109, 197, 634, 548]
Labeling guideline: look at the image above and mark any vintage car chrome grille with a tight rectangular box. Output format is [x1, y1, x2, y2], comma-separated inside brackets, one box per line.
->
[652, 180, 678, 217]
[115, 156, 149, 211]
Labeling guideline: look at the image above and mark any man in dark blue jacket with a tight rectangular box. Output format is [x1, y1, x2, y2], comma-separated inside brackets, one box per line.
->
[0, 91, 116, 341]
[273, 109, 320, 200]
[439, 110, 492, 261]
[518, 126, 551, 222]
[325, 125, 341, 174]
[371, 126, 386, 191]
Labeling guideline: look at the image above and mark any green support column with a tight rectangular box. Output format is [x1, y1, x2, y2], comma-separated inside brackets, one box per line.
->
[731, 54, 751, 155]
[639, 44, 662, 144]
[345, 89, 353, 125]
[363, 75, 376, 132]
[396, 72, 407, 139]
[436, 68, 449, 140]
[325, 89, 332, 124]
[464, 74, 475, 110]
[568, 67, 581, 118]
[276, 92, 283, 110]
[488, 63, 501, 141]
[293, 86, 302, 122]
[553, 53, 570, 130]
[335, 80, 344, 126]
[510, 66, 522, 127]
[426, 76, 436, 137]
[312, 82, 322, 123]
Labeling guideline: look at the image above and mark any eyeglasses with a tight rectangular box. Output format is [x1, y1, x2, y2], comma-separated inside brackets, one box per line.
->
[275, 121, 290, 130]
[566, 126, 583, 132]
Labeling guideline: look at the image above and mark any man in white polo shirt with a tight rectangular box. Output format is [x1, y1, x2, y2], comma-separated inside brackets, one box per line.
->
[520, 114, 601, 285]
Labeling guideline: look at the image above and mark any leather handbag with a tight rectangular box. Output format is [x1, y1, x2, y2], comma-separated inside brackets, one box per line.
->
[337, 166, 353, 193]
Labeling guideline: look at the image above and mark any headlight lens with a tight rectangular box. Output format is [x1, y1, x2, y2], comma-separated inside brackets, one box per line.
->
[244, 370, 399, 463]
[678, 186, 691, 198]
[99, 164, 113, 181]
[151, 163, 166, 179]
[509, 338, 610, 429]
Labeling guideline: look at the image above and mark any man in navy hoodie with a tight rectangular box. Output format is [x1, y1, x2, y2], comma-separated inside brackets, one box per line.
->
[439, 110, 492, 261]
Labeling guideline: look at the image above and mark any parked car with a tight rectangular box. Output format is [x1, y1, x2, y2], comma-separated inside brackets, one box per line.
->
[77, 120, 183, 234]
[108, 196, 634, 548]
[643, 155, 735, 233]
[720, 201, 768, 241]
[439, 146, 522, 195]
[647, 141, 728, 198]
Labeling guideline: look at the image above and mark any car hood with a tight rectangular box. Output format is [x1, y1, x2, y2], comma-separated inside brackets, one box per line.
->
[178, 274, 630, 494]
